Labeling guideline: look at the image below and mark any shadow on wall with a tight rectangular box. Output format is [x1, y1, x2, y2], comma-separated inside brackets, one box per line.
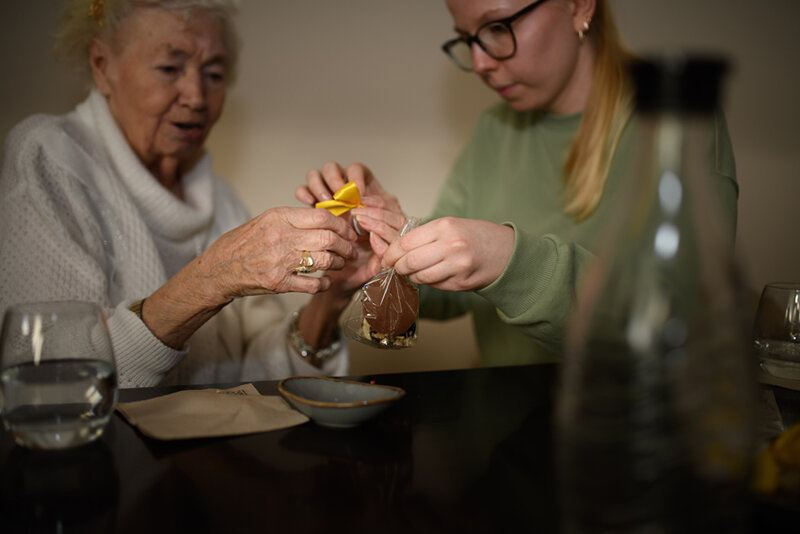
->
[207, 94, 248, 183]
[440, 61, 497, 143]
[0, 0, 87, 151]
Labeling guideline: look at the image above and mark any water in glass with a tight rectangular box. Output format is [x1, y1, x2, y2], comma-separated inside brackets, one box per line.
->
[1, 359, 116, 449]
[0, 301, 118, 449]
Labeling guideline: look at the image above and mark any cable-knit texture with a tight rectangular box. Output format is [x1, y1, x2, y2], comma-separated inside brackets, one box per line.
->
[0, 90, 348, 387]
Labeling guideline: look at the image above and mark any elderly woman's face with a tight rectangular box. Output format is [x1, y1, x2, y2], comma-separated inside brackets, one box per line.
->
[92, 7, 228, 177]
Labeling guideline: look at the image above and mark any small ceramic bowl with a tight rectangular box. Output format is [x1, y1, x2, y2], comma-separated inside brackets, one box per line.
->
[278, 376, 405, 428]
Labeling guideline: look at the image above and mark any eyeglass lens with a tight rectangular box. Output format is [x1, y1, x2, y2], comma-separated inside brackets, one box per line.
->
[447, 23, 515, 71]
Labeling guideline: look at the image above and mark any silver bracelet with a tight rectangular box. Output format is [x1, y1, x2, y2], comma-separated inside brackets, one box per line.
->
[287, 308, 342, 368]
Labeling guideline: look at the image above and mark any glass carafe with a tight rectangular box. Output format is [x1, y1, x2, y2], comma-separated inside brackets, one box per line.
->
[554, 56, 757, 532]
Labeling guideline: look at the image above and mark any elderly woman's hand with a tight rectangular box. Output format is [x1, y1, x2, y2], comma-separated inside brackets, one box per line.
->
[381, 217, 515, 292]
[142, 206, 357, 349]
[203, 206, 358, 298]
[287, 161, 410, 357]
[296, 161, 406, 258]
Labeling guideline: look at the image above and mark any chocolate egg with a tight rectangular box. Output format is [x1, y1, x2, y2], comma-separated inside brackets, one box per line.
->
[362, 271, 418, 335]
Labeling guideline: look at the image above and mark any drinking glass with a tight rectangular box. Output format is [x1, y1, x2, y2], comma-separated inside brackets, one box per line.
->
[753, 282, 800, 380]
[0, 301, 118, 449]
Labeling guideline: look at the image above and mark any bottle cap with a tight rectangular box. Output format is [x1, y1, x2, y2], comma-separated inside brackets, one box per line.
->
[629, 54, 729, 113]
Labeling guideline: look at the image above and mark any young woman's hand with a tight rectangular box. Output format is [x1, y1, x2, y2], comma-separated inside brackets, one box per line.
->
[381, 217, 515, 292]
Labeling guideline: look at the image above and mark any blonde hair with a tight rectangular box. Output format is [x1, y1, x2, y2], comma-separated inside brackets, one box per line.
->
[563, 0, 634, 221]
[54, 0, 240, 86]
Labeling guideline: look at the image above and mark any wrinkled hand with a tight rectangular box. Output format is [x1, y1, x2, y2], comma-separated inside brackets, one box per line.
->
[296, 161, 406, 257]
[382, 217, 515, 292]
[143, 206, 358, 350]
[196, 206, 358, 302]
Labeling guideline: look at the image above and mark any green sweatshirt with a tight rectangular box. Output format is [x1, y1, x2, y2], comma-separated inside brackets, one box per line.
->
[420, 102, 738, 367]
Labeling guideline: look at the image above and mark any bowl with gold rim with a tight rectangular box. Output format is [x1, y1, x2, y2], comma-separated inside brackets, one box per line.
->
[278, 376, 405, 429]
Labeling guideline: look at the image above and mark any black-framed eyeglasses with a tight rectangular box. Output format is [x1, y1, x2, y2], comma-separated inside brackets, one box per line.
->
[441, 0, 552, 72]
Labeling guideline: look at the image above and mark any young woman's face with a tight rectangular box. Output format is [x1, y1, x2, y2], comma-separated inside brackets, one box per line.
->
[92, 7, 228, 176]
[445, 0, 587, 114]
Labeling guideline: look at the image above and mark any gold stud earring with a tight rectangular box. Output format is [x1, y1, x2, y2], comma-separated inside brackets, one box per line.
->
[578, 19, 590, 41]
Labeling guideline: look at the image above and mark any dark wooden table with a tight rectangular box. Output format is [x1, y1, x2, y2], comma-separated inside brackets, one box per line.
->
[0, 364, 798, 533]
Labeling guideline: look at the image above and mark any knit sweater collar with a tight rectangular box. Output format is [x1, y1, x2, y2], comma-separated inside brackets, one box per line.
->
[81, 89, 214, 241]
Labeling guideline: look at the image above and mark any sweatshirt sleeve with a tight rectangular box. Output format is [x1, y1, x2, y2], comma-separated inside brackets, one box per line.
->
[475, 223, 594, 353]
[474, 107, 738, 354]
[108, 302, 187, 387]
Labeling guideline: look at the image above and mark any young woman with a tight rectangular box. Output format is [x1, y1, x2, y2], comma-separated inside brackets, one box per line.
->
[298, 0, 738, 367]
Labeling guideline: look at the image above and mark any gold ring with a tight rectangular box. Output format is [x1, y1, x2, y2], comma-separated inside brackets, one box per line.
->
[295, 251, 317, 274]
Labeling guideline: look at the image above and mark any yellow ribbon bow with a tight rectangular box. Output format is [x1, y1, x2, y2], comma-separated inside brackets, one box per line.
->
[315, 182, 362, 216]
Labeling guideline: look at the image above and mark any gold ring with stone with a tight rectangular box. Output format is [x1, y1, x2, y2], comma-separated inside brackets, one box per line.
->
[295, 251, 316, 274]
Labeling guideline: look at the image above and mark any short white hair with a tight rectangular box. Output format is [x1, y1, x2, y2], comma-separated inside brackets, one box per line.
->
[55, 0, 240, 85]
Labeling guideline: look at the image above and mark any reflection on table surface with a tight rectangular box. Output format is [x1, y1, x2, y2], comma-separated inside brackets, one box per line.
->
[0, 364, 798, 533]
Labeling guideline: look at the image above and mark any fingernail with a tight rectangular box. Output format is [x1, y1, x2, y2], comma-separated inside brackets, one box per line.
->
[353, 217, 364, 236]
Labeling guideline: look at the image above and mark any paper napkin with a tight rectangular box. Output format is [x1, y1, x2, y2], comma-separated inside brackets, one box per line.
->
[116, 383, 308, 440]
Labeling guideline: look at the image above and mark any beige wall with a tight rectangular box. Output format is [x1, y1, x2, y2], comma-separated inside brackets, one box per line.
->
[2, 1, 798, 375]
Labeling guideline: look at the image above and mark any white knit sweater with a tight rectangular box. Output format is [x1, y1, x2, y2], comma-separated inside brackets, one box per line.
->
[0, 90, 348, 387]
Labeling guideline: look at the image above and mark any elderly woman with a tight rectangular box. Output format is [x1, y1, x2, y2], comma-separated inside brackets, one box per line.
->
[0, 0, 380, 387]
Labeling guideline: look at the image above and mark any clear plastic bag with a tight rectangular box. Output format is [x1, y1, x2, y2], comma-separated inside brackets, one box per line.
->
[342, 219, 419, 349]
